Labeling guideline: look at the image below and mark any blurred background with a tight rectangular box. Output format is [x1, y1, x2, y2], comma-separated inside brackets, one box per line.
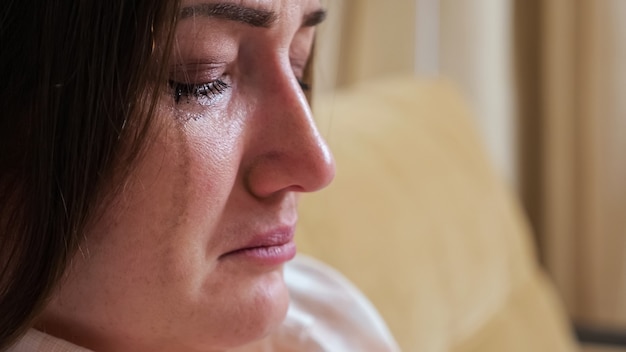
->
[314, 0, 626, 350]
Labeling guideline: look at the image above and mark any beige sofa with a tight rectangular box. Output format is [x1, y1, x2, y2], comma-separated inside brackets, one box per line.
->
[296, 77, 579, 351]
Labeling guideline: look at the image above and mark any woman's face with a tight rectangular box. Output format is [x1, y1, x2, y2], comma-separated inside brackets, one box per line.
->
[38, 0, 334, 351]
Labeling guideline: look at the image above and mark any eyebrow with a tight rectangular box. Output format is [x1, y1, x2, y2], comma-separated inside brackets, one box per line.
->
[303, 9, 327, 27]
[180, 3, 277, 28]
[179, 3, 327, 28]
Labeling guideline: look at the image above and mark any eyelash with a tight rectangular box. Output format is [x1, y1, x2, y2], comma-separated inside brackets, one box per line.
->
[169, 79, 230, 103]
[169, 76, 309, 104]
[297, 78, 311, 92]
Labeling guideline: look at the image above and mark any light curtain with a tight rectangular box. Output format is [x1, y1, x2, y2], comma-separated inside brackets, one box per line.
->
[315, 0, 626, 332]
[538, 0, 626, 328]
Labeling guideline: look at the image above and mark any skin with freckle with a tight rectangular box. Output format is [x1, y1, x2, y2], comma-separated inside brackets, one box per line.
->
[33, 0, 335, 351]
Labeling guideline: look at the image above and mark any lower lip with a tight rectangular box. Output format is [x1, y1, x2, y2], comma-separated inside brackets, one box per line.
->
[221, 241, 297, 266]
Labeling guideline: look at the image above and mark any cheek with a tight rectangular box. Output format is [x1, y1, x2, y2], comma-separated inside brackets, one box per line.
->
[186, 124, 241, 188]
[40, 93, 292, 350]
[44, 112, 247, 329]
[85, 110, 243, 277]
[182, 110, 246, 214]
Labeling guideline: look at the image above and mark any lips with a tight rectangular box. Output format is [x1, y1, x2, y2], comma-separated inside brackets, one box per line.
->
[219, 227, 296, 266]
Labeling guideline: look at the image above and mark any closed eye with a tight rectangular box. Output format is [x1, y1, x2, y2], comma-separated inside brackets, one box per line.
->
[169, 79, 230, 103]
[297, 78, 310, 92]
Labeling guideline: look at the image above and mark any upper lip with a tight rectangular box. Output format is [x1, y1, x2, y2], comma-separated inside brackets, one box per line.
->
[219, 225, 295, 257]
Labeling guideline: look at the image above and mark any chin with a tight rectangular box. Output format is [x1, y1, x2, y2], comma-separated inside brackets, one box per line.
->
[190, 270, 291, 351]
[244, 270, 291, 339]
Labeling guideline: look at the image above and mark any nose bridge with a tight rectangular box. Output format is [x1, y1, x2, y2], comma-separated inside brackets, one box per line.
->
[274, 66, 326, 159]
[244, 59, 335, 197]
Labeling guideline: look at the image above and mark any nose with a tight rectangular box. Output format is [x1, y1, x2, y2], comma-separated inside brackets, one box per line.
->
[243, 65, 335, 199]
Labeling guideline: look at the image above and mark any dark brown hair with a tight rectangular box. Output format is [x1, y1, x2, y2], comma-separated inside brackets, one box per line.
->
[0, 0, 180, 348]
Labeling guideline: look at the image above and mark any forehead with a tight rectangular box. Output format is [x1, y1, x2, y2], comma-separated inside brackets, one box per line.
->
[179, 0, 323, 22]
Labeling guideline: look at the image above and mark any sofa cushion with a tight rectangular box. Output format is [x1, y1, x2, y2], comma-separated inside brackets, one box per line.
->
[296, 77, 578, 351]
